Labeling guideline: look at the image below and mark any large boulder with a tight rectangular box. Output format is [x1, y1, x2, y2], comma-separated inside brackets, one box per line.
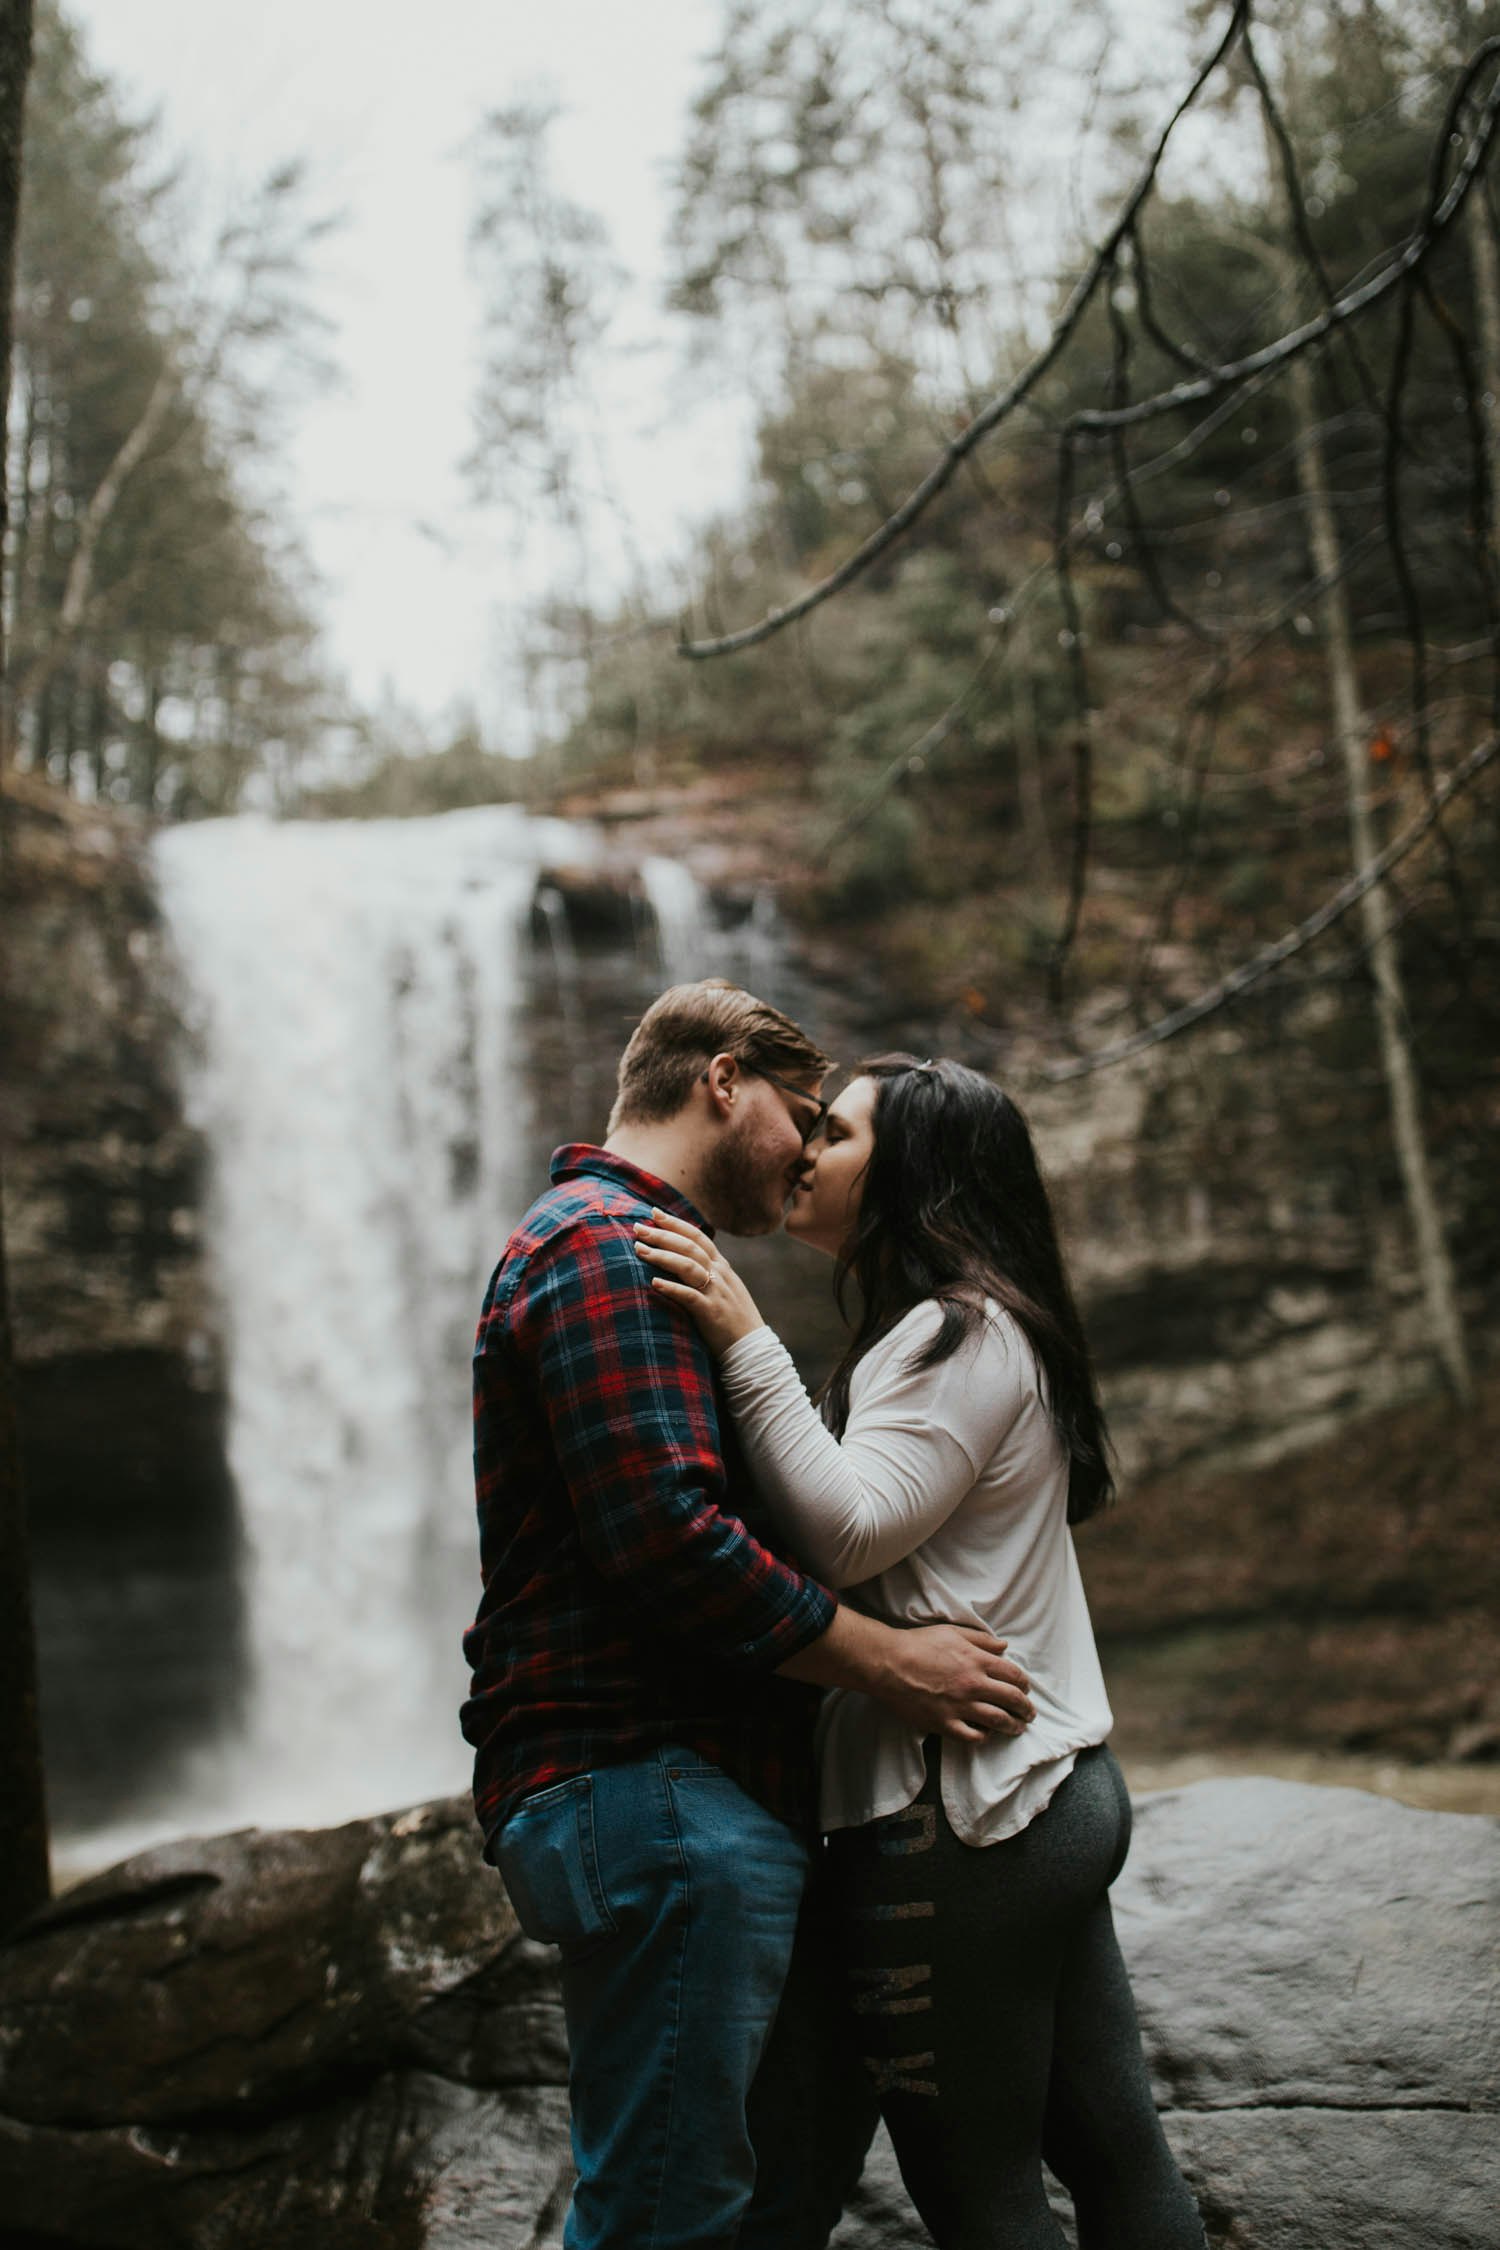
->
[0, 1780, 1494, 2249]
[1115, 1781, 1497, 2250]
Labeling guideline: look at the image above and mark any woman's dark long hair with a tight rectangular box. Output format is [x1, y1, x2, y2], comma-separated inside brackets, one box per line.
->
[820, 1057, 1114, 1525]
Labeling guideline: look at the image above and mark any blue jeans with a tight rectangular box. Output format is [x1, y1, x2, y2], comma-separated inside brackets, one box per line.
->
[495, 1745, 874, 2250]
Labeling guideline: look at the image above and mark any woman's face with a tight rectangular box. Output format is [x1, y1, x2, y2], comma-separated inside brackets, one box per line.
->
[784, 1074, 877, 1257]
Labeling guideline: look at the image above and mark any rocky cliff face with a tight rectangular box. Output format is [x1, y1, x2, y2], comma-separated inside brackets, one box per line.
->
[2, 774, 208, 1365]
[1, 774, 240, 1820]
[7, 775, 1487, 1507]
[537, 788, 1496, 1485]
[1022, 1051, 1443, 1481]
[4, 781, 1492, 1831]
[795, 980, 1491, 1484]
[518, 830, 1499, 1777]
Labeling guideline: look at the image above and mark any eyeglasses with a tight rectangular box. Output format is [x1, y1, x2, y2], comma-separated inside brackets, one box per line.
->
[702, 1062, 831, 1146]
[743, 1063, 831, 1146]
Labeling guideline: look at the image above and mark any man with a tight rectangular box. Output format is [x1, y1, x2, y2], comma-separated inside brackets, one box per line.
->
[461, 979, 1033, 2250]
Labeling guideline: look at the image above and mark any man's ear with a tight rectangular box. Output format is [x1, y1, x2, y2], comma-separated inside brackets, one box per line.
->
[702, 1052, 741, 1118]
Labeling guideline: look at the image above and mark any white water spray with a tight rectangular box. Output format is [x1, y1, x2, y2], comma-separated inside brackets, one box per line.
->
[151, 806, 594, 1835]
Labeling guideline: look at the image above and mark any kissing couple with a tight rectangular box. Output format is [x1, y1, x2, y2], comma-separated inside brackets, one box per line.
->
[462, 978, 1204, 2250]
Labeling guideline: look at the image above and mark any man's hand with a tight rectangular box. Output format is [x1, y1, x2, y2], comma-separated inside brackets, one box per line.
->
[780, 1608, 1034, 1742]
[873, 1621, 1034, 1743]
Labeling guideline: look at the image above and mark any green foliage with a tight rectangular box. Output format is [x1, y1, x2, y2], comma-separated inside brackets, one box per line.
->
[296, 728, 537, 821]
[512, 0, 1499, 1102]
[820, 795, 921, 916]
[8, 2, 331, 815]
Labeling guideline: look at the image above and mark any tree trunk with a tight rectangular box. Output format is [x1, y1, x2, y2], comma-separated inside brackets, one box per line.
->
[1282, 321, 1474, 1406]
[137, 663, 162, 810]
[1466, 180, 1500, 568]
[0, 1200, 48, 1929]
[0, 0, 51, 1934]
[18, 357, 178, 724]
[1011, 611, 1055, 889]
[9, 358, 36, 643]
[88, 664, 109, 800]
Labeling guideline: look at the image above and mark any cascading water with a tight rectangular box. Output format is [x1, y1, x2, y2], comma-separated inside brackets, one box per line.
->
[39, 806, 832, 1864]
[150, 805, 600, 1838]
[640, 857, 707, 984]
[639, 857, 782, 989]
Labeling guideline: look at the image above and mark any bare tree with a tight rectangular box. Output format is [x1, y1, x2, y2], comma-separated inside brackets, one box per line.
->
[1254, 26, 1474, 1401]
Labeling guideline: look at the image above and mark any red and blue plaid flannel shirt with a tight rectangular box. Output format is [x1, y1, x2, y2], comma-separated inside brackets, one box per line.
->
[460, 1145, 836, 1847]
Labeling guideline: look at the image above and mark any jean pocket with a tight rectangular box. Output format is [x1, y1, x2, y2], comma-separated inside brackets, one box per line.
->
[495, 1775, 617, 1953]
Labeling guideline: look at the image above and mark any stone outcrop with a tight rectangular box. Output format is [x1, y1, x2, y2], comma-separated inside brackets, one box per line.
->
[1, 772, 238, 1829]
[1, 1779, 1494, 2249]
[0, 771, 225, 1505]
[1112, 1781, 1497, 2247]
[1, 773, 211, 1374]
[986, 1051, 1487, 1485]
[542, 774, 1497, 1485]
[531, 863, 651, 948]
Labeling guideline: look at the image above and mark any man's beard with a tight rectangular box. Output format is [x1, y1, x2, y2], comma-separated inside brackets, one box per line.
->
[699, 1112, 793, 1237]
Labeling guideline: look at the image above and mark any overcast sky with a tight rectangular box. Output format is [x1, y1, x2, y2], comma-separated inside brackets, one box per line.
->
[64, 0, 1201, 748]
[65, 0, 754, 744]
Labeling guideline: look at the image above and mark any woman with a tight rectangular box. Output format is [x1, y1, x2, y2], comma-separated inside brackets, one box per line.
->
[635, 1057, 1205, 2250]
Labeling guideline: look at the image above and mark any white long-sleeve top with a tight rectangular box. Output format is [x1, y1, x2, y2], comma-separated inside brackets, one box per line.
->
[718, 1299, 1112, 1844]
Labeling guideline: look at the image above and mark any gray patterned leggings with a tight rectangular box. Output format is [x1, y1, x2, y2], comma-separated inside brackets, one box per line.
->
[828, 1742, 1207, 2250]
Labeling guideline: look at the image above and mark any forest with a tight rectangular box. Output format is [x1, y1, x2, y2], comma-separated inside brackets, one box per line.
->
[14, 2, 1499, 1088]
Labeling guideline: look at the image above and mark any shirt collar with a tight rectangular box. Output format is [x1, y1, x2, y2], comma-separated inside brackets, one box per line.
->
[550, 1144, 715, 1235]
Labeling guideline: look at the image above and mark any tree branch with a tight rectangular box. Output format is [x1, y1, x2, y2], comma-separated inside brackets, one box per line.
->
[680, 23, 1500, 661]
[680, 0, 1255, 657]
[1042, 731, 1500, 1081]
[15, 362, 179, 714]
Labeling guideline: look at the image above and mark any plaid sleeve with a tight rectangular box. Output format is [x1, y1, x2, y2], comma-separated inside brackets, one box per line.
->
[514, 1216, 836, 1668]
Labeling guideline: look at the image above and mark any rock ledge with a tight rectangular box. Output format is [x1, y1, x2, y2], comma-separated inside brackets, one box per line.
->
[0, 1779, 1494, 2249]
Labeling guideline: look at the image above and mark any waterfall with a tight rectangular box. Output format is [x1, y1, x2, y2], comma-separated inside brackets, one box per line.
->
[640, 856, 707, 983]
[47, 808, 822, 1858]
[150, 805, 595, 1836]
[531, 879, 584, 1036]
[639, 857, 782, 989]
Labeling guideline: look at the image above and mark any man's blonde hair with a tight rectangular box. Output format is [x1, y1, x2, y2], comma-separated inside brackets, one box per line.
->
[608, 979, 831, 1130]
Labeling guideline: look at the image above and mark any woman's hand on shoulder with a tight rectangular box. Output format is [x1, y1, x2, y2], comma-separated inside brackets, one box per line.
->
[633, 1209, 766, 1358]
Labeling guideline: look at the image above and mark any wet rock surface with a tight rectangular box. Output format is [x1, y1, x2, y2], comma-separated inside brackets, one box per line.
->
[1, 1779, 1494, 2249]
